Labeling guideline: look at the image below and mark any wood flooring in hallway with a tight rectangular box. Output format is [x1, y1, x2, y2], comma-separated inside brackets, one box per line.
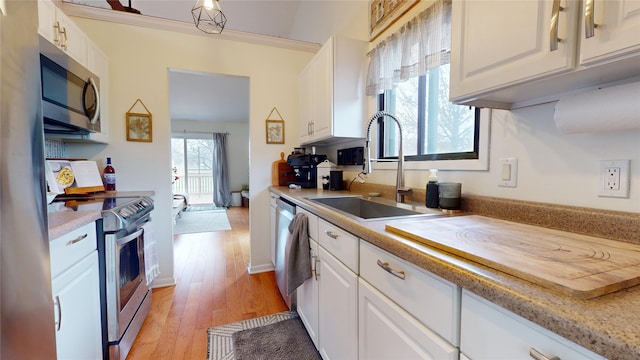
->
[127, 206, 287, 359]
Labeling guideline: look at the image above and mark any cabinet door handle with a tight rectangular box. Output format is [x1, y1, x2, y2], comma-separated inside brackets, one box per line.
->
[549, 0, 564, 51]
[324, 230, 339, 239]
[58, 26, 68, 50]
[584, 0, 598, 38]
[54, 295, 62, 331]
[314, 257, 320, 280]
[53, 21, 63, 47]
[376, 259, 406, 280]
[529, 347, 560, 360]
[66, 233, 88, 246]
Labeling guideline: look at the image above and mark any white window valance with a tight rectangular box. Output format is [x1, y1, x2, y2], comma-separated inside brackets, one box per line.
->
[366, 0, 452, 96]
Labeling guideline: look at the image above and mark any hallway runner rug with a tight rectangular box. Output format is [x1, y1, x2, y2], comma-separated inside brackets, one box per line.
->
[174, 210, 231, 234]
[207, 311, 320, 360]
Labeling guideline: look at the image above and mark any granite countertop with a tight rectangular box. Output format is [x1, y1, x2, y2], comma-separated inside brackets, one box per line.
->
[270, 186, 640, 359]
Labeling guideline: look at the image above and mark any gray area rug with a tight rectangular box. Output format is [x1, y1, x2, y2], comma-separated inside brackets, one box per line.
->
[233, 317, 321, 360]
[173, 210, 231, 234]
[208, 311, 315, 360]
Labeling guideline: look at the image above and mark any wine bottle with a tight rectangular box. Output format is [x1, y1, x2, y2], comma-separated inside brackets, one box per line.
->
[103, 157, 116, 191]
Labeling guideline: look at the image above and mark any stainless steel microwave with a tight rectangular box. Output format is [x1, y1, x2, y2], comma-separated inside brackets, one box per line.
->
[40, 38, 100, 135]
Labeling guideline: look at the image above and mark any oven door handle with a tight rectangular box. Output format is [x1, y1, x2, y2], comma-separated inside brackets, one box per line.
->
[116, 228, 144, 247]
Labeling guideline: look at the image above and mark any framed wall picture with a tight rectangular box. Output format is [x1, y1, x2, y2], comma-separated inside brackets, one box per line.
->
[126, 113, 153, 142]
[369, 0, 418, 40]
[266, 119, 285, 144]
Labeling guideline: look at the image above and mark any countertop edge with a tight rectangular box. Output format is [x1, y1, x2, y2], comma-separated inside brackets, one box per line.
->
[270, 186, 639, 359]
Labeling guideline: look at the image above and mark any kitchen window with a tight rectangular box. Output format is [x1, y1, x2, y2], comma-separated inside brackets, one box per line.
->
[366, 0, 489, 171]
[378, 65, 480, 162]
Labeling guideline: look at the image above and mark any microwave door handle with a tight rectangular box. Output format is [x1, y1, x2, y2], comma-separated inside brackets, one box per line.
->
[87, 77, 100, 124]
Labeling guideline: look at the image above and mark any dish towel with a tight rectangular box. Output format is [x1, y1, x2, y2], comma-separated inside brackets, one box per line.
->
[142, 221, 160, 286]
[286, 213, 312, 295]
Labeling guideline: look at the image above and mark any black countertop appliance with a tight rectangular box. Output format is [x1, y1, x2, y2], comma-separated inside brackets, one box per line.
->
[286, 153, 327, 188]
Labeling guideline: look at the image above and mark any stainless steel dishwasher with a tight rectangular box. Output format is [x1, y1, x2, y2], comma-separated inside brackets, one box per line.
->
[275, 197, 296, 309]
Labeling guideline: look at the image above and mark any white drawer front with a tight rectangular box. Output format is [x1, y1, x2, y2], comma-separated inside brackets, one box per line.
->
[461, 290, 605, 360]
[360, 241, 460, 346]
[50, 222, 97, 278]
[296, 207, 318, 241]
[318, 219, 358, 273]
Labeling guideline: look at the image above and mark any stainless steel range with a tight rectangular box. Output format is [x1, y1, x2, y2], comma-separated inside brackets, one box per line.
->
[98, 196, 154, 360]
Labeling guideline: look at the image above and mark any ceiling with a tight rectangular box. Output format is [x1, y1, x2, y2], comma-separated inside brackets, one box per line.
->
[63, 0, 368, 124]
[64, 0, 367, 44]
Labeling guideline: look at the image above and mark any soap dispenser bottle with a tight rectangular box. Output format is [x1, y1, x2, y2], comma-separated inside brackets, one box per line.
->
[426, 169, 439, 208]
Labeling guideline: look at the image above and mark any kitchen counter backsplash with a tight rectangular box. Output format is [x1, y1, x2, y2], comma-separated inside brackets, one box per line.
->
[347, 182, 640, 244]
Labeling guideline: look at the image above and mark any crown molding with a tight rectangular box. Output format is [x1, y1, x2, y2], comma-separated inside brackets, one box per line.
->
[61, 2, 321, 53]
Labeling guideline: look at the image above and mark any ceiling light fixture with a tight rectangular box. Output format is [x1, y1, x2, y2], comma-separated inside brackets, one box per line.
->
[191, 0, 227, 34]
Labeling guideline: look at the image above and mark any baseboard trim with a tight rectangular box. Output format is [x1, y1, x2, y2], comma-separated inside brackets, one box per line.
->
[150, 276, 177, 289]
[248, 263, 275, 274]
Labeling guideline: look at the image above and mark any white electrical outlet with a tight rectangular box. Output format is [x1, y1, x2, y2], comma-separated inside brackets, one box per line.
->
[598, 160, 630, 198]
[498, 158, 517, 188]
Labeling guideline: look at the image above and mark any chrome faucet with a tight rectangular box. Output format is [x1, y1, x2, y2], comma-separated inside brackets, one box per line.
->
[363, 111, 412, 203]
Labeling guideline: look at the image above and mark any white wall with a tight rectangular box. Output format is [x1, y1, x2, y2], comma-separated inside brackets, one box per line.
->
[171, 120, 249, 193]
[69, 18, 312, 284]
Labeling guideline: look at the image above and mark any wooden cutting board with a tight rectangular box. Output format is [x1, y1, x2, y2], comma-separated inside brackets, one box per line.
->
[385, 215, 640, 299]
[271, 152, 295, 186]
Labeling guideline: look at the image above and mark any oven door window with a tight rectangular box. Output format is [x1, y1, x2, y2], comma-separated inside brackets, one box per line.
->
[118, 233, 146, 309]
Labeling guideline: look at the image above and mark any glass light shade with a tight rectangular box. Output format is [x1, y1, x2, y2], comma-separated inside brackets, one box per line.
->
[192, 0, 227, 34]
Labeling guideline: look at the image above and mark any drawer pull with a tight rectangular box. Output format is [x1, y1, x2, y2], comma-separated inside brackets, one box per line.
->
[530, 347, 560, 360]
[377, 259, 406, 280]
[54, 295, 62, 332]
[66, 233, 88, 246]
[325, 230, 339, 239]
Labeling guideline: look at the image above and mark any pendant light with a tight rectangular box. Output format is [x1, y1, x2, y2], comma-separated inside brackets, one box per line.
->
[192, 0, 227, 34]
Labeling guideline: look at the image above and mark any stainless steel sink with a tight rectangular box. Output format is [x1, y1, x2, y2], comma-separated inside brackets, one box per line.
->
[307, 196, 436, 221]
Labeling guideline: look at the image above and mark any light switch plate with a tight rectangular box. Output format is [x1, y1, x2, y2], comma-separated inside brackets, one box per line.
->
[598, 159, 630, 198]
[498, 158, 517, 188]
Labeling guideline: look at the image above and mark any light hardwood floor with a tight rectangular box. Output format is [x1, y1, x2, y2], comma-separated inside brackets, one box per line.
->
[127, 206, 287, 359]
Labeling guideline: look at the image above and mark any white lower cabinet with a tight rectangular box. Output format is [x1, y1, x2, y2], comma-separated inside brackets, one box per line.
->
[297, 238, 319, 348]
[50, 222, 102, 360]
[360, 241, 460, 346]
[359, 279, 458, 360]
[460, 290, 606, 360]
[317, 246, 358, 360]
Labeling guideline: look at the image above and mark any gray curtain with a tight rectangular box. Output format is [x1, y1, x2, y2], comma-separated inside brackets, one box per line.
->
[212, 133, 231, 207]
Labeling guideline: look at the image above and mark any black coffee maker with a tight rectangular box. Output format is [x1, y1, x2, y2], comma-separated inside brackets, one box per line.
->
[286, 153, 327, 188]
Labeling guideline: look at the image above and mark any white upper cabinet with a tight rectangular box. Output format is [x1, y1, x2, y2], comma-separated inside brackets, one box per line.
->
[38, 0, 88, 66]
[579, 0, 640, 65]
[299, 36, 367, 145]
[450, 0, 640, 109]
